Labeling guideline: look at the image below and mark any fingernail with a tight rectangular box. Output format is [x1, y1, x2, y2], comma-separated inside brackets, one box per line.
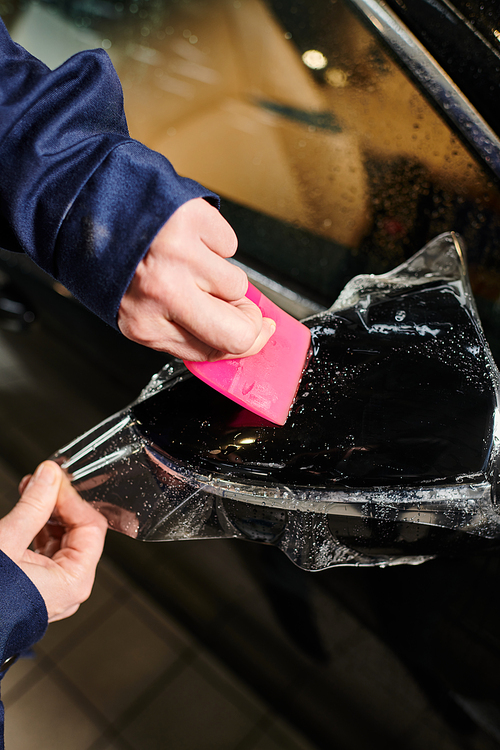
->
[19, 474, 31, 491]
[31, 462, 58, 486]
[266, 318, 276, 335]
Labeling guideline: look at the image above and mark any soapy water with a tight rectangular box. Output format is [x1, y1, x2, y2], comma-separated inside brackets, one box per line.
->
[132, 280, 494, 489]
[52, 232, 500, 570]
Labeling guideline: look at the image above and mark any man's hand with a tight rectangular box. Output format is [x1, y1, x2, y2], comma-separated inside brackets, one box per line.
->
[117, 197, 275, 361]
[0, 461, 108, 622]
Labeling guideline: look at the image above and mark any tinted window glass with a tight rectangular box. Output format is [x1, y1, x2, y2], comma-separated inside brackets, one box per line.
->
[4, 0, 500, 350]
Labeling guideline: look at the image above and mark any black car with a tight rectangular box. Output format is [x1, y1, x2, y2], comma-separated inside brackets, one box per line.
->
[2, 1, 500, 747]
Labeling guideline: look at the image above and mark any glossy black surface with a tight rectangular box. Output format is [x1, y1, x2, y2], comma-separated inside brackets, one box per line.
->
[329, 516, 500, 557]
[133, 278, 495, 489]
[217, 497, 500, 558]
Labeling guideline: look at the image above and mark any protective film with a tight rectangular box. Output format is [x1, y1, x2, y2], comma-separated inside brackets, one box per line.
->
[52, 232, 500, 570]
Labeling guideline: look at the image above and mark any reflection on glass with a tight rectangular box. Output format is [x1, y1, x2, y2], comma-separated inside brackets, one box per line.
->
[5, 0, 500, 332]
[52, 233, 500, 570]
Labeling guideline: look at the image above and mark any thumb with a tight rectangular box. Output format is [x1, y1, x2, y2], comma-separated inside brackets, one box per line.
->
[0, 462, 62, 559]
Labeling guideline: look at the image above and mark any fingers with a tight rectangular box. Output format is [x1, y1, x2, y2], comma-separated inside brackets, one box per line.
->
[118, 198, 277, 360]
[43, 472, 108, 572]
[119, 302, 275, 361]
[209, 317, 276, 361]
[2, 462, 108, 561]
[138, 205, 247, 303]
[39, 488, 107, 619]
[49, 470, 108, 533]
[0, 462, 62, 557]
[173, 197, 238, 260]
[174, 290, 275, 357]
[192, 252, 248, 302]
[33, 519, 65, 556]
[0, 462, 108, 623]
[118, 281, 273, 360]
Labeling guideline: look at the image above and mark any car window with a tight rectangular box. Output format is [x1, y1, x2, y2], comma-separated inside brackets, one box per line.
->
[4, 0, 500, 344]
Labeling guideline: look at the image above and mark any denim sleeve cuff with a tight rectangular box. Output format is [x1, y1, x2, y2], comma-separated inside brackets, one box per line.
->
[53, 140, 219, 328]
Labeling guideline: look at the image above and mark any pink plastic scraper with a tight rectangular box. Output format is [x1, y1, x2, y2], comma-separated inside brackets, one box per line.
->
[184, 283, 311, 426]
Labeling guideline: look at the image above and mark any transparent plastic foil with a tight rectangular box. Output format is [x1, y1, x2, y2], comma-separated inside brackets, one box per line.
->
[52, 233, 500, 570]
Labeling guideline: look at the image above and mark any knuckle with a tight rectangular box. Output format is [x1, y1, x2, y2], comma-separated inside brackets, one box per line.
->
[225, 226, 238, 257]
[19, 492, 48, 515]
[228, 266, 248, 299]
[119, 316, 155, 348]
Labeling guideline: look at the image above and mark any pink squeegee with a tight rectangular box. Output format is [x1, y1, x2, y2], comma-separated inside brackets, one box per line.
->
[184, 283, 311, 426]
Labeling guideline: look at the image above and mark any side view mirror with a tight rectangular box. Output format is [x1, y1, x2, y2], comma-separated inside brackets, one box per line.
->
[52, 232, 500, 571]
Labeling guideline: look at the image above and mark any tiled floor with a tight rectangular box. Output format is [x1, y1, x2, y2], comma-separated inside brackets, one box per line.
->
[0, 458, 315, 750]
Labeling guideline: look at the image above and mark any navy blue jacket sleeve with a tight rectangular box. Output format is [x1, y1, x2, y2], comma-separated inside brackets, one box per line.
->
[0, 18, 219, 327]
[0, 550, 48, 749]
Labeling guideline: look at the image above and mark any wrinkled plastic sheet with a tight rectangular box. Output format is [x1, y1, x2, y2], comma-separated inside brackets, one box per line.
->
[52, 232, 500, 570]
